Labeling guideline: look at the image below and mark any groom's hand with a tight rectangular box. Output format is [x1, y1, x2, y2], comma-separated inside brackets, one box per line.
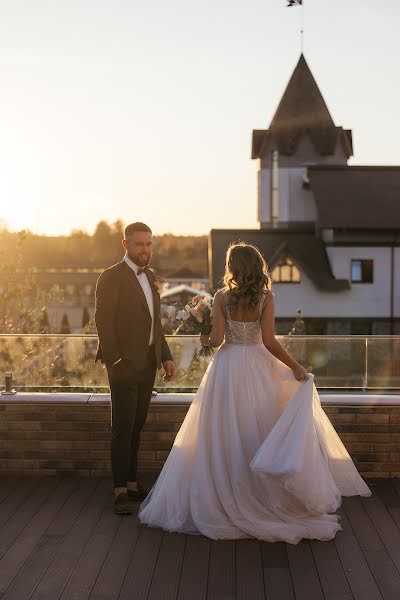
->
[162, 360, 176, 382]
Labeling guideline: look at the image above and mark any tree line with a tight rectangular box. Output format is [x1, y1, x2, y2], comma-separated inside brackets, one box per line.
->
[0, 224, 208, 334]
[0, 221, 208, 274]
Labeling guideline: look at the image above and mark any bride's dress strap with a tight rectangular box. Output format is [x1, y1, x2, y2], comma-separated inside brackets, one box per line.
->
[259, 292, 267, 320]
[223, 292, 231, 319]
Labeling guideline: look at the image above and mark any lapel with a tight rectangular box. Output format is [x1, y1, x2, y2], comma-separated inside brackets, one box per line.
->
[144, 269, 159, 311]
[121, 260, 152, 319]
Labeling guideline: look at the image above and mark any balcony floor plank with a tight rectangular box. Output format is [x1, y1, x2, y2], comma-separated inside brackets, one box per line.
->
[1, 479, 96, 600]
[30, 478, 110, 600]
[1, 476, 400, 599]
[343, 495, 400, 599]
[0, 478, 18, 505]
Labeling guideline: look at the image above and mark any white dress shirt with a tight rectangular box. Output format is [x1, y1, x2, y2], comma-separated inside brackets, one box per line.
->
[124, 254, 155, 345]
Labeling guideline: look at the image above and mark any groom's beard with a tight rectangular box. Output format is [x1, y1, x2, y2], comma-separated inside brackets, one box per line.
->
[127, 251, 151, 268]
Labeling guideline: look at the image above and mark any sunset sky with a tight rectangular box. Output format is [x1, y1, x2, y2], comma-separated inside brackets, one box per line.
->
[0, 0, 398, 236]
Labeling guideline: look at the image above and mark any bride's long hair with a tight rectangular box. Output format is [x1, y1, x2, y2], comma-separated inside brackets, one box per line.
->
[222, 242, 272, 311]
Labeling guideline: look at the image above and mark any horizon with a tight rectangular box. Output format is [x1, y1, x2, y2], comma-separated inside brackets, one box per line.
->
[0, 222, 209, 238]
[1, 0, 399, 236]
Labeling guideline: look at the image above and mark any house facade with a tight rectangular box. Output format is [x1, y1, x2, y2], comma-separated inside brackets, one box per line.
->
[209, 55, 400, 334]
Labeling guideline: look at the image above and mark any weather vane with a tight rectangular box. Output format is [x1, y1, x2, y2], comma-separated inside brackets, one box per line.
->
[286, 0, 304, 53]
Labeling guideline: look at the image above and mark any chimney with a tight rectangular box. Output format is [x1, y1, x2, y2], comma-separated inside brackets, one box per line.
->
[271, 150, 279, 228]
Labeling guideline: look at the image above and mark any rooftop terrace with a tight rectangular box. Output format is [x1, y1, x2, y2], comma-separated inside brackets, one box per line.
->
[1, 476, 400, 599]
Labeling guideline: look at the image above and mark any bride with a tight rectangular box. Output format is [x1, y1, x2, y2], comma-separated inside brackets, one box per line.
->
[138, 242, 371, 544]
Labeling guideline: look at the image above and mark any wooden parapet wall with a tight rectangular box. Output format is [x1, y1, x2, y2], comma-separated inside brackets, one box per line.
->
[1, 394, 400, 478]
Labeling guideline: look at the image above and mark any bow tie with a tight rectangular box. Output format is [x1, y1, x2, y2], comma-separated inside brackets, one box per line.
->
[137, 267, 148, 276]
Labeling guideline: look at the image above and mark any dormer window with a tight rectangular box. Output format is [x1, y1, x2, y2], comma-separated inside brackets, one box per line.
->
[271, 258, 301, 283]
[351, 259, 373, 283]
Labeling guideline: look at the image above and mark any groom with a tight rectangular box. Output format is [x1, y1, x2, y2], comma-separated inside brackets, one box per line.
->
[95, 221, 176, 515]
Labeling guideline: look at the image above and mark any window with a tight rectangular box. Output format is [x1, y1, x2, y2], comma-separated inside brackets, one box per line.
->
[271, 258, 301, 283]
[351, 259, 373, 283]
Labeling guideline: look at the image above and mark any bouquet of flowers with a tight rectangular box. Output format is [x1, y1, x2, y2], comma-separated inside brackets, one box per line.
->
[172, 294, 214, 357]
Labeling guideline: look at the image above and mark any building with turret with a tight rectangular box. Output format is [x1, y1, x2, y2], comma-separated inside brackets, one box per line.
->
[209, 54, 400, 334]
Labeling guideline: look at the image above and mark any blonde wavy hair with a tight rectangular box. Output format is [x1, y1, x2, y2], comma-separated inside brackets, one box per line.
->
[222, 242, 272, 311]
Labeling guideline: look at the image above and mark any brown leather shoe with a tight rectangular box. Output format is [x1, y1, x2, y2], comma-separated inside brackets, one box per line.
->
[127, 481, 148, 502]
[114, 492, 133, 515]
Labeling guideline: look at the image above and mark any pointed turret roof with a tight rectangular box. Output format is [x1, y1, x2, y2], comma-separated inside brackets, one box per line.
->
[270, 54, 335, 131]
[252, 54, 353, 159]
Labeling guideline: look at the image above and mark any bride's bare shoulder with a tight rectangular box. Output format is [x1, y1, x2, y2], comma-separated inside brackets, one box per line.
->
[213, 289, 229, 313]
[214, 288, 228, 300]
[261, 288, 275, 309]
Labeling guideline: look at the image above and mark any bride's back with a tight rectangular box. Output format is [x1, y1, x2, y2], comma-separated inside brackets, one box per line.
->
[222, 291, 268, 346]
[222, 291, 267, 323]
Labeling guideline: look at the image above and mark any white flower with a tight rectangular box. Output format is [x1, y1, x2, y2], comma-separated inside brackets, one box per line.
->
[177, 309, 190, 321]
[165, 305, 176, 319]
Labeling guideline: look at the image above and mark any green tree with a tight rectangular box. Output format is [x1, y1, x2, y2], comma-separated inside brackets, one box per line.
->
[92, 221, 110, 263]
[0, 231, 63, 333]
[288, 309, 306, 335]
[38, 308, 51, 333]
[69, 230, 92, 266]
[81, 306, 90, 330]
[0, 223, 208, 274]
[60, 313, 71, 334]
[286, 309, 308, 371]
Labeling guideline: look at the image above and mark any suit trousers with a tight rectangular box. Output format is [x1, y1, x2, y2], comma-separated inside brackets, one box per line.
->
[106, 345, 157, 488]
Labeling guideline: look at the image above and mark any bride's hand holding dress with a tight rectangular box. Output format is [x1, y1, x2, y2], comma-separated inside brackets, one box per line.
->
[291, 364, 309, 381]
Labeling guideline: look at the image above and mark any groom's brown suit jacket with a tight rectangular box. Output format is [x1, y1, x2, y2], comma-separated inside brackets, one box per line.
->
[94, 260, 172, 371]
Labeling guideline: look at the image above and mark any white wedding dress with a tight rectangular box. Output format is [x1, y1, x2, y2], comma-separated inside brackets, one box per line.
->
[138, 293, 371, 544]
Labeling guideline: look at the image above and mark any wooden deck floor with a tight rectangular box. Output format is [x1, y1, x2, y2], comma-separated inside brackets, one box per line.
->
[1, 476, 400, 599]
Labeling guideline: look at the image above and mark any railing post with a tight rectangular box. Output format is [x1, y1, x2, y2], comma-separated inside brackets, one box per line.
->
[364, 337, 368, 390]
[1, 371, 17, 395]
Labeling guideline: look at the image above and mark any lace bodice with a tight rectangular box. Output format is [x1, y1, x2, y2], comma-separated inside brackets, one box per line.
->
[224, 293, 267, 346]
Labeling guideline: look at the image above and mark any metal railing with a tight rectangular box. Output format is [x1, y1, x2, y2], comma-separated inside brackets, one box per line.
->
[0, 335, 399, 392]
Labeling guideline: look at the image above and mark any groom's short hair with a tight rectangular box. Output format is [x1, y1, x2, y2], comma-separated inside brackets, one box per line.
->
[124, 222, 152, 238]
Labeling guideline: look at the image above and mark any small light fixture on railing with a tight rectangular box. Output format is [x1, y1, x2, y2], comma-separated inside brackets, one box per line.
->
[1, 371, 17, 395]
